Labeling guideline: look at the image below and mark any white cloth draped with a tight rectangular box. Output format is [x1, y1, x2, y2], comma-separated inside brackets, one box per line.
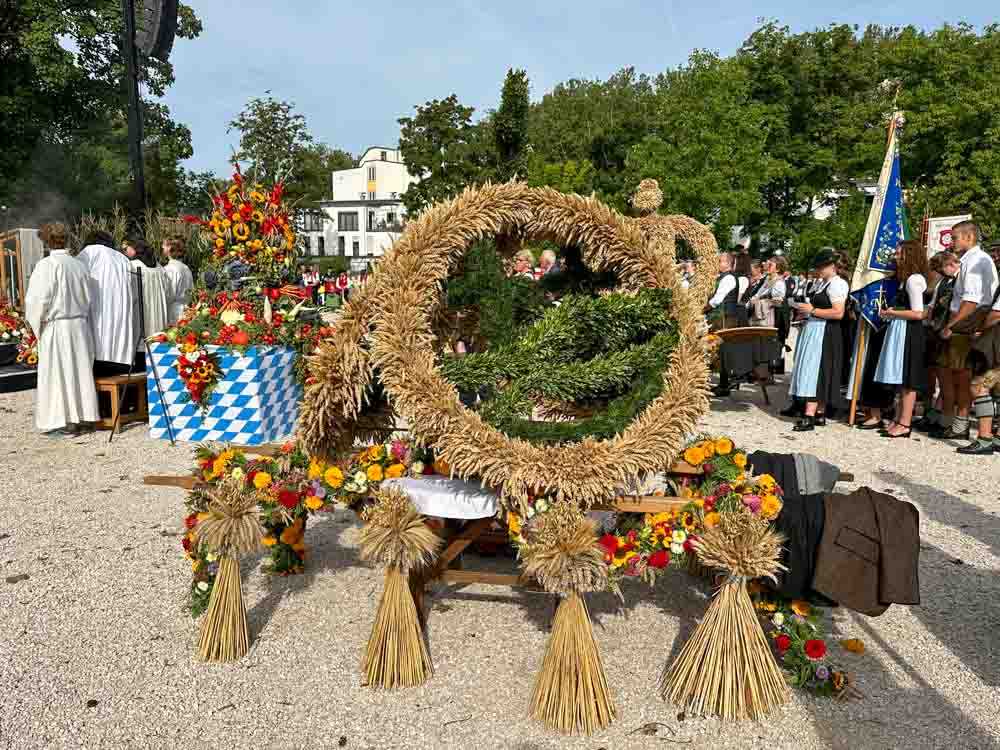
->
[163, 258, 194, 323]
[77, 244, 135, 365]
[24, 250, 99, 431]
[130, 260, 171, 348]
[382, 476, 498, 519]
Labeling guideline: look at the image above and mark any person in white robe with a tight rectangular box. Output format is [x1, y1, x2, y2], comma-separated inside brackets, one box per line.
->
[25, 224, 99, 433]
[161, 237, 194, 323]
[77, 231, 135, 375]
[124, 238, 170, 367]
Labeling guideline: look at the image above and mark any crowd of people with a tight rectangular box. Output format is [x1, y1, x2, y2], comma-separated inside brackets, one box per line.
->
[297, 265, 352, 306]
[24, 223, 194, 435]
[704, 221, 1000, 458]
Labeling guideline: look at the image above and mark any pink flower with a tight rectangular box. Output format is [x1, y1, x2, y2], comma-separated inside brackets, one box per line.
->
[742, 494, 762, 514]
[390, 439, 410, 463]
[625, 555, 642, 577]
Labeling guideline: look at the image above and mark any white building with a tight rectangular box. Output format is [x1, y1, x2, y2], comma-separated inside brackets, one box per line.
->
[298, 146, 418, 271]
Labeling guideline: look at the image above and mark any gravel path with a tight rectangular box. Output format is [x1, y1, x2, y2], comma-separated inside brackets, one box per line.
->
[1, 382, 998, 750]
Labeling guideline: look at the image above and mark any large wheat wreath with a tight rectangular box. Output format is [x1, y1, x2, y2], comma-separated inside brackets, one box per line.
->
[298, 181, 718, 511]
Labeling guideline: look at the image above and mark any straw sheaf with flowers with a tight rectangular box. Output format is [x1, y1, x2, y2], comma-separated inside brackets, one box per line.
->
[0, 300, 37, 367]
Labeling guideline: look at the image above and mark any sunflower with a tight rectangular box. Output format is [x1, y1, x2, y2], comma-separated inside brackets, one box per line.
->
[252, 210, 264, 223]
[250, 190, 266, 203]
[233, 222, 250, 241]
[681, 512, 696, 532]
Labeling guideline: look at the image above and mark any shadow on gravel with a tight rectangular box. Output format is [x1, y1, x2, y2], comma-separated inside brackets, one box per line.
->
[245, 512, 360, 640]
[807, 608, 999, 749]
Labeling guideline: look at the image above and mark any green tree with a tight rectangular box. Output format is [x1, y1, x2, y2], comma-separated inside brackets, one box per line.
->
[228, 96, 313, 187]
[397, 94, 492, 215]
[296, 143, 355, 203]
[527, 158, 597, 195]
[493, 68, 531, 182]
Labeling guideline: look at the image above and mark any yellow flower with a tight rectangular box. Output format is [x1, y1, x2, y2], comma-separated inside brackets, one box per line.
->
[261, 535, 277, 547]
[305, 495, 324, 511]
[683, 446, 705, 466]
[365, 445, 385, 461]
[700, 440, 716, 458]
[693, 498, 705, 508]
[366, 464, 383, 482]
[704, 512, 721, 528]
[679, 485, 693, 498]
[714, 437, 734, 455]
[507, 512, 522, 536]
[733, 452, 747, 469]
[681, 512, 697, 532]
[308, 460, 325, 480]
[280, 520, 304, 545]
[324, 466, 344, 488]
[757, 473, 776, 488]
[214, 236, 225, 248]
[840, 638, 865, 655]
[211, 457, 227, 477]
[761, 494, 782, 519]
[253, 471, 272, 489]
[790, 599, 811, 617]
[196, 512, 211, 522]
[251, 210, 264, 223]
[250, 190, 266, 203]
[385, 463, 405, 479]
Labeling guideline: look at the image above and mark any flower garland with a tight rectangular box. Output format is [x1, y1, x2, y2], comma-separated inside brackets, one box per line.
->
[183, 442, 343, 615]
[338, 439, 433, 509]
[183, 165, 297, 283]
[174, 333, 222, 409]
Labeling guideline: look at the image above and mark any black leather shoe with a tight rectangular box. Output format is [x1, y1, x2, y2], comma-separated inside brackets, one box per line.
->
[957, 440, 996, 455]
[779, 404, 801, 418]
[931, 426, 970, 440]
[814, 414, 827, 427]
[793, 416, 815, 432]
[712, 385, 731, 397]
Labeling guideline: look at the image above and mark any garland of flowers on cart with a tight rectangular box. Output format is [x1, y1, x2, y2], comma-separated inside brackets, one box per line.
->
[0, 300, 37, 366]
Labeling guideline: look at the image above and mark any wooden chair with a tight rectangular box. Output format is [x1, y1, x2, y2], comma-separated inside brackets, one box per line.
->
[95, 373, 148, 432]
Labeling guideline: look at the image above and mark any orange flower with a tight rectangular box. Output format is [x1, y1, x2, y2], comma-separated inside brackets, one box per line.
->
[790, 599, 811, 616]
[714, 437, 733, 455]
[704, 512, 721, 528]
[840, 638, 865, 654]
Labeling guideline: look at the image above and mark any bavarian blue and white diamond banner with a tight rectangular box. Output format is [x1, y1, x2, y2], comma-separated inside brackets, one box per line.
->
[146, 343, 301, 445]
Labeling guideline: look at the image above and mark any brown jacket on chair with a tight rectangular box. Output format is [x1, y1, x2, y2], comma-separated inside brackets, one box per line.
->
[811, 487, 921, 617]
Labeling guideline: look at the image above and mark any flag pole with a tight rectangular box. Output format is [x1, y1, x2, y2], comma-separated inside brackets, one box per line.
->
[848, 107, 900, 427]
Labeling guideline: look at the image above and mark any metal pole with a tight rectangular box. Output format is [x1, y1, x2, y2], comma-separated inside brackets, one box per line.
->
[848, 317, 867, 427]
[121, 0, 146, 217]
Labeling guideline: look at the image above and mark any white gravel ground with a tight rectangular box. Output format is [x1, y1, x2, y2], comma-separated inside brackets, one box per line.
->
[1, 381, 999, 750]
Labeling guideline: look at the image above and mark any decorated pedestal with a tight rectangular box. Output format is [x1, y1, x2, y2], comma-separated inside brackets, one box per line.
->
[146, 342, 300, 445]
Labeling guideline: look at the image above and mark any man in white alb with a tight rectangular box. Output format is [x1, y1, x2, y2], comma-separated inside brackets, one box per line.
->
[124, 237, 171, 368]
[25, 223, 99, 433]
[162, 236, 194, 324]
[77, 231, 135, 376]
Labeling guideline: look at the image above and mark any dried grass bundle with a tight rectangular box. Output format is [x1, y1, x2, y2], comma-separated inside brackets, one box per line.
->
[530, 592, 616, 734]
[360, 487, 442, 689]
[659, 576, 788, 720]
[631, 178, 664, 216]
[694, 513, 786, 583]
[520, 502, 607, 596]
[196, 478, 263, 662]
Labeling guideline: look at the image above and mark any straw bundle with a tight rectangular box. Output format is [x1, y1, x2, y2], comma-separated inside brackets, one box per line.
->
[360, 487, 441, 689]
[522, 502, 616, 734]
[659, 513, 788, 719]
[195, 477, 263, 662]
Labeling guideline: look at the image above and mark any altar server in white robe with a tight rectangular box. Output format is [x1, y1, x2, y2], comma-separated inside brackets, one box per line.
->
[77, 231, 135, 375]
[162, 236, 194, 323]
[124, 238, 170, 368]
[25, 223, 99, 433]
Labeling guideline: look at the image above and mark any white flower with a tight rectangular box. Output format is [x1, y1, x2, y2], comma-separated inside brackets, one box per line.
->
[535, 499, 549, 513]
[410, 461, 424, 475]
[772, 612, 785, 627]
[672, 529, 687, 544]
[1, 332, 9, 340]
[197, 581, 209, 592]
[526, 507, 536, 519]
[187, 350, 201, 363]
[220, 309, 244, 325]
[352, 471, 368, 487]
[230, 467, 244, 480]
[206, 553, 217, 563]
[670, 542, 684, 555]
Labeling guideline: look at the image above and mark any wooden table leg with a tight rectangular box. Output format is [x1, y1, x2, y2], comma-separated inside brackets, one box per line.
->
[409, 567, 427, 631]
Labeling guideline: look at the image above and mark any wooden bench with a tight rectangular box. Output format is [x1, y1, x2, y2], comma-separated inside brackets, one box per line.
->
[95, 373, 148, 432]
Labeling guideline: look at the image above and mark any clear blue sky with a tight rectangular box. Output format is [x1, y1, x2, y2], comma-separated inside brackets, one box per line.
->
[163, 0, 995, 174]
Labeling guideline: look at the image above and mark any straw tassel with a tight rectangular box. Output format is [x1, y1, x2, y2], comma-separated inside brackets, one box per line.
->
[359, 487, 441, 689]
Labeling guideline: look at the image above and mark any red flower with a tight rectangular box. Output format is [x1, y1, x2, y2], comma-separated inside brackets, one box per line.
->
[804, 639, 827, 660]
[182, 214, 207, 226]
[775, 634, 791, 652]
[184, 513, 198, 529]
[421, 464, 434, 475]
[181, 535, 192, 552]
[597, 534, 619, 557]
[277, 489, 300, 509]
[683, 536, 697, 554]
[240, 203, 253, 220]
[626, 529, 637, 543]
[648, 549, 670, 569]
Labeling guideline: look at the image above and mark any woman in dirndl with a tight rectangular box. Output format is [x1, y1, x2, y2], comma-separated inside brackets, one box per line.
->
[873, 240, 930, 438]
[787, 249, 850, 431]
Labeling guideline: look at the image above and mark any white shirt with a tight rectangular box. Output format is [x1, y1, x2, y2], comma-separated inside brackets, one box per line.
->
[708, 274, 738, 308]
[826, 276, 850, 303]
[904, 274, 927, 312]
[766, 278, 787, 302]
[950, 245, 998, 313]
[163, 258, 194, 323]
[737, 276, 749, 300]
[77, 243, 136, 365]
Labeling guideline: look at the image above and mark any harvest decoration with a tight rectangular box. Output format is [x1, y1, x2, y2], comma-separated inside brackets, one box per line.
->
[173, 334, 221, 409]
[182, 442, 343, 615]
[0, 301, 36, 366]
[183, 164, 298, 283]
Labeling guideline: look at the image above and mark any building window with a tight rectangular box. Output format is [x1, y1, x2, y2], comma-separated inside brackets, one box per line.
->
[386, 212, 395, 226]
[302, 236, 311, 253]
[380, 150, 387, 161]
[338, 236, 346, 255]
[317, 236, 325, 255]
[368, 211, 376, 231]
[367, 165, 376, 181]
[352, 239, 360, 257]
[338, 212, 358, 231]
[368, 191, 375, 200]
